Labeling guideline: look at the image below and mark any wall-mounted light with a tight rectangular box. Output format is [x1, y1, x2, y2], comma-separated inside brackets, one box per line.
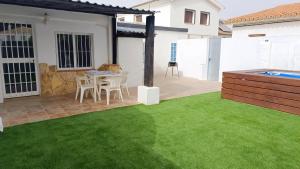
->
[43, 13, 49, 24]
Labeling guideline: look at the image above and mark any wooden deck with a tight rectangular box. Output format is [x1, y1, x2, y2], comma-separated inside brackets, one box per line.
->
[222, 69, 300, 115]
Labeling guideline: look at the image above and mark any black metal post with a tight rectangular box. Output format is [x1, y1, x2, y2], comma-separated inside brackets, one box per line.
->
[144, 15, 155, 87]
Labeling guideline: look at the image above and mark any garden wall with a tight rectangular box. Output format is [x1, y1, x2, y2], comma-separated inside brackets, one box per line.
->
[219, 36, 300, 81]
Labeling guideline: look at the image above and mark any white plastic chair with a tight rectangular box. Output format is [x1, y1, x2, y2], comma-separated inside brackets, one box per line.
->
[75, 75, 96, 103]
[96, 78, 109, 100]
[120, 71, 130, 96]
[99, 77, 123, 105]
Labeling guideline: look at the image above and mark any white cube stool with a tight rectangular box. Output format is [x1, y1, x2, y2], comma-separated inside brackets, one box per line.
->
[138, 86, 160, 105]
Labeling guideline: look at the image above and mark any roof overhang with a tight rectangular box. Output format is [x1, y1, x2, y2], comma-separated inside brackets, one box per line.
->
[117, 30, 146, 38]
[232, 17, 300, 28]
[0, 0, 155, 16]
[208, 0, 225, 10]
[117, 22, 188, 32]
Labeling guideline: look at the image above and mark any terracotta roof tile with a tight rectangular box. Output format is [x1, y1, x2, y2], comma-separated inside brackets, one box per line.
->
[225, 3, 300, 26]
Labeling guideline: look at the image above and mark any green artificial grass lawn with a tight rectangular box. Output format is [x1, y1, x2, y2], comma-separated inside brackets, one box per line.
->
[1, 92, 300, 169]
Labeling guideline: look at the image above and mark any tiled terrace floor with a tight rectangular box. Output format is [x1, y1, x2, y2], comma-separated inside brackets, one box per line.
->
[0, 76, 221, 127]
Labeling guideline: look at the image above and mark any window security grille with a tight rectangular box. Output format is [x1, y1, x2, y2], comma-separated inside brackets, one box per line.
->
[56, 33, 92, 69]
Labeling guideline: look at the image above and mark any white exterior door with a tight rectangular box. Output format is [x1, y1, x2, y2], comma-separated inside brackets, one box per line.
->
[0, 22, 39, 98]
[207, 38, 221, 81]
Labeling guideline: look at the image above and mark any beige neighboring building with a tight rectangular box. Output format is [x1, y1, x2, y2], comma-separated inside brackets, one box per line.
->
[226, 3, 300, 38]
[119, 0, 224, 38]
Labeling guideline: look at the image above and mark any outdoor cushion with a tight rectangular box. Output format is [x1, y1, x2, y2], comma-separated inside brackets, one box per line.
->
[98, 64, 122, 73]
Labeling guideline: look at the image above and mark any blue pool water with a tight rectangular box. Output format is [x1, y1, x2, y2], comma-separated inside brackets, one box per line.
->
[260, 71, 300, 79]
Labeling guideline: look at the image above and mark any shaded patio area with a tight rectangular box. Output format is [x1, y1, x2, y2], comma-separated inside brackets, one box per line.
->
[0, 77, 221, 127]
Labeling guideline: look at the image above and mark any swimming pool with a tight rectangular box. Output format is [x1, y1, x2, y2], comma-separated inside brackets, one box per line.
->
[222, 69, 300, 115]
[260, 71, 300, 79]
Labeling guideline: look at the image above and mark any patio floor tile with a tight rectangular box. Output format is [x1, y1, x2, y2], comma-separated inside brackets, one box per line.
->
[0, 77, 221, 127]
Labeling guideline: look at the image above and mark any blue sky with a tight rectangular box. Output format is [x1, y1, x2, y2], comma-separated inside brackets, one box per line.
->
[88, 0, 300, 19]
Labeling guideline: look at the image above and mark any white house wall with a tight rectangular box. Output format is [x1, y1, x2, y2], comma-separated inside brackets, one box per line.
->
[177, 38, 209, 80]
[135, 0, 172, 27]
[219, 38, 265, 81]
[118, 38, 144, 87]
[154, 30, 187, 74]
[232, 21, 300, 38]
[0, 4, 112, 102]
[113, 26, 188, 76]
[0, 4, 111, 69]
[119, 14, 135, 23]
[171, 0, 220, 37]
[35, 20, 109, 68]
[122, 0, 220, 37]
[267, 37, 300, 70]
[152, 4, 171, 27]
[219, 36, 300, 81]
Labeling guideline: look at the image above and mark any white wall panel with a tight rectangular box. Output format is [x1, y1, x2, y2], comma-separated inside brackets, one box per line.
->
[232, 21, 300, 38]
[219, 38, 265, 81]
[118, 38, 144, 87]
[269, 42, 292, 70]
[219, 36, 300, 81]
[177, 38, 209, 80]
[154, 30, 187, 74]
[293, 42, 300, 70]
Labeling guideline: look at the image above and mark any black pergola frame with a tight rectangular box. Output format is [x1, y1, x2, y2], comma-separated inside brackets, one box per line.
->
[0, 0, 156, 87]
[0, 0, 154, 16]
[117, 31, 146, 38]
